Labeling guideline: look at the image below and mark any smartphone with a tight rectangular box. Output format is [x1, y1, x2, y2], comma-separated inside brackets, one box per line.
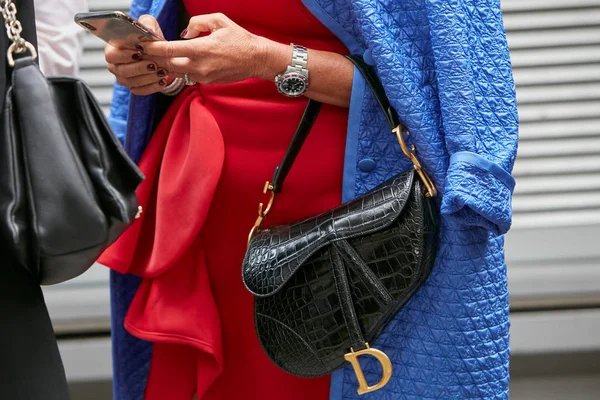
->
[74, 11, 163, 50]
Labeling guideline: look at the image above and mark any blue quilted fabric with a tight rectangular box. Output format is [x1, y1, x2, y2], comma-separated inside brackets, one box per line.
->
[107, 2, 179, 400]
[107, 0, 518, 399]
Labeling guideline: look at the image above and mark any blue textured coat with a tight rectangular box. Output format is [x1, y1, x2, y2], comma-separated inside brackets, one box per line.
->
[107, 0, 519, 399]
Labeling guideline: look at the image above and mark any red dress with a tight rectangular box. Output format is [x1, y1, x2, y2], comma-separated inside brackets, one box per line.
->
[99, 1, 348, 399]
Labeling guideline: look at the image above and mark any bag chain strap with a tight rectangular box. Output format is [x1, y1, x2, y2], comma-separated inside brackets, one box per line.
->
[1, 0, 37, 67]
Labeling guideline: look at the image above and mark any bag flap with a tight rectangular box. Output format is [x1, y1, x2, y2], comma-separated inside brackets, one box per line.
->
[242, 170, 415, 297]
[47, 77, 144, 223]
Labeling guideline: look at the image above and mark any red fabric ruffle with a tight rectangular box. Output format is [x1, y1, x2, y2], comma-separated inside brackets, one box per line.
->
[98, 87, 225, 398]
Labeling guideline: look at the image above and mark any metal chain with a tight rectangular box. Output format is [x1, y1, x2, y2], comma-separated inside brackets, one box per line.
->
[1, 1, 24, 48]
[0, 0, 37, 66]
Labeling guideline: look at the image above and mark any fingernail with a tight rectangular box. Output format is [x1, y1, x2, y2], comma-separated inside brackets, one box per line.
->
[159, 79, 166, 86]
[135, 45, 144, 52]
[147, 63, 156, 72]
[132, 52, 142, 61]
[180, 28, 188, 38]
[157, 69, 166, 77]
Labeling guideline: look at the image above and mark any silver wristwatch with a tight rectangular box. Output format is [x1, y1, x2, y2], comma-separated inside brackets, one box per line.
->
[275, 44, 309, 97]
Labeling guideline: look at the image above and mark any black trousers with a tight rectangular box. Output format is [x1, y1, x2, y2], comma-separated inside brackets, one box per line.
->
[0, 246, 70, 399]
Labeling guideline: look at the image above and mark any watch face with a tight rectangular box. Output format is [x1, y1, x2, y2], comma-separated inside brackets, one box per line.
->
[280, 73, 308, 97]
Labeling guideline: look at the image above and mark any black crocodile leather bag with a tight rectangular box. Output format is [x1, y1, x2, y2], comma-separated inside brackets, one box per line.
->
[242, 56, 440, 395]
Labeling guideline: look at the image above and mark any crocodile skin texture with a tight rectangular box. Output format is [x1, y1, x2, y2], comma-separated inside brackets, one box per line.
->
[243, 171, 440, 377]
[244, 171, 414, 297]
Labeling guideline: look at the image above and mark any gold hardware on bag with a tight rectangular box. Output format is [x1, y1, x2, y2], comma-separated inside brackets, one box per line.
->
[248, 181, 275, 245]
[344, 343, 393, 395]
[1, 0, 38, 67]
[7, 40, 36, 67]
[393, 125, 437, 198]
[135, 206, 143, 219]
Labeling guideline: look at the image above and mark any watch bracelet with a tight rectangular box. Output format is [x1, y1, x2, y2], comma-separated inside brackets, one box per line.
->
[275, 43, 309, 97]
[290, 43, 308, 73]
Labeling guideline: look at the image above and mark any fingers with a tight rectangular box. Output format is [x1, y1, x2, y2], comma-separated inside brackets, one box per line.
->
[138, 14, 165, 40]
[109, 60, 164, 78]
[182, 13, 231, 38]
[141, 39, 205, 58]
[110, 65, 168, 89]
[104, 14, 171, 96]
[141, 13, 233, 57]
[143, 56, 192, 75]
[116, 73, 165, 89]
[129, 79, 170, 96]
[105, 44, 143, 64]
[146, 57, 209, 83]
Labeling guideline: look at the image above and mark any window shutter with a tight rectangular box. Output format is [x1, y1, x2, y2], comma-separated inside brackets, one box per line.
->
[502, 0, 600, 306]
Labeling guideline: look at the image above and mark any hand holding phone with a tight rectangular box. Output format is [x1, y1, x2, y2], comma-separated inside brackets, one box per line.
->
[76, 12, 172, 96]
[74, 11, 163, 50]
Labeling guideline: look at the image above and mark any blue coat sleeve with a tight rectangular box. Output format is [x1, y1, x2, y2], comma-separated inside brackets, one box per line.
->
[426, 0, 519, 235]
[108, 84, 131, 145]
[106, 0, 154, 145]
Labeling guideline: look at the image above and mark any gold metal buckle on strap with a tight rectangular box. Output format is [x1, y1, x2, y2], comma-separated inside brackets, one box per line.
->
[393, 125, 437, 198]
[344, 343, 393, 395]
[248, 181, 275, 245]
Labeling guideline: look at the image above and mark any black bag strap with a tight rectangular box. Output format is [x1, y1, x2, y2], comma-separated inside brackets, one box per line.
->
[270, 100, 322, 192]
[270, 55, 397, 193]
[248, 55, 436, 244]
[345, 55, 400, 131]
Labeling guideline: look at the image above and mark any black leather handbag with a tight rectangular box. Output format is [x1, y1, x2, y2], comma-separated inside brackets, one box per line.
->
[242, 56, 440, 395]
[0, 5, 144, 285]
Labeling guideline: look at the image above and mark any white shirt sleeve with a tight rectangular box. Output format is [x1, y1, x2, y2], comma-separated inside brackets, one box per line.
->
[33, 0, 89, 76]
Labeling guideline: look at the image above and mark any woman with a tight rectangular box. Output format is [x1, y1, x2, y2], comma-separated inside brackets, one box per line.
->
[102, 0, 519, 399]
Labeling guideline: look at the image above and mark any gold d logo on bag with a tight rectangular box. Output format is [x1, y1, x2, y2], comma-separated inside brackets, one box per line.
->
[344, 344, 393, 395]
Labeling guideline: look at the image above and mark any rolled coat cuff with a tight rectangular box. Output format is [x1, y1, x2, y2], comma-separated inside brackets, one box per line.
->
[441, 151, 516, 236]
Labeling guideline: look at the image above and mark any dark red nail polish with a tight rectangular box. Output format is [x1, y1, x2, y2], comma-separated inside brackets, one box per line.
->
[147, 63, 156, 72]
[180, 28, 188, 38]
[159, 79, 166, 86]
[157, 69, 166, 77]
[132, 52, 142, 61]
[135, 44, 144, 52]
